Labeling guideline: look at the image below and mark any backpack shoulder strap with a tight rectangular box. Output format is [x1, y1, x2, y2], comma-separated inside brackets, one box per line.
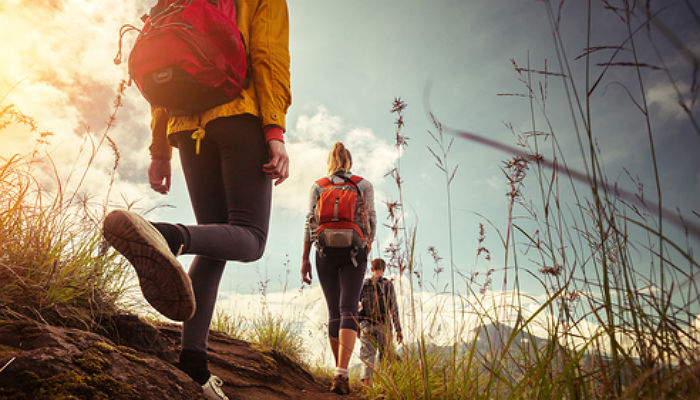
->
[316, 177, 331, 187]
[349, 175, 363, 184]
[334, 174, 362, 194]
[372, 277, 383, 294]
[360, 278, 372, 300]
[381, 278, 392, 297]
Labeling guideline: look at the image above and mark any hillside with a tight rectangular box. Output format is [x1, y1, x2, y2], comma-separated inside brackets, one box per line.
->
[0, 313, 359, 400]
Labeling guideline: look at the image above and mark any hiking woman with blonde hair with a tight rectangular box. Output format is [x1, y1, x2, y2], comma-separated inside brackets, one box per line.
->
[301, 142, 376, 395]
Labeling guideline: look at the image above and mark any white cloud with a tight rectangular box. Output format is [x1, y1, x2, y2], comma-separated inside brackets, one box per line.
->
[273, 105, 397, 214]
[0, 1, 169, 213]
[635, 284, 661, 296]
[344, 126, 396, 184]
[485, 174, 503, 190]
[292, 106, 342, 145]
[0, 0, 142, 119]
[646, 80, 695, 121]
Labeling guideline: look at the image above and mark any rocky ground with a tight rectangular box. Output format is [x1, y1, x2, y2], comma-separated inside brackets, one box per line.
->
[0, 314, 363, 399]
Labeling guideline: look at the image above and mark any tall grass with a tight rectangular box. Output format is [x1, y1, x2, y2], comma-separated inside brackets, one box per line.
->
[0, 84, 131, 330]
[248, 313, 306, 361]
[211, 308, 248, 340]
[426, 111, 460, 369]
[210, 265, 310, 364]
[211, 307, 307, 363]
[364, 1, 699, 399]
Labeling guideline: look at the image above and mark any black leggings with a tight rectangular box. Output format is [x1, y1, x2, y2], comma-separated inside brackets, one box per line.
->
[315, 249, 367, 338]
[174, 114, 271, 353]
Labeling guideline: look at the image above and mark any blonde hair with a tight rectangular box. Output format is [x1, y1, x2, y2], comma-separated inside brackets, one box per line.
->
[327, 142, 352, 175]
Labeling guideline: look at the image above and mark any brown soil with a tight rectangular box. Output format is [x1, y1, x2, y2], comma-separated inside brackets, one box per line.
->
[0, 314, 364, 400]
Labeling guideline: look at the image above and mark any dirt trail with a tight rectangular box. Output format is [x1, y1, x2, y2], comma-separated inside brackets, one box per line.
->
[0, 314, 364, 400]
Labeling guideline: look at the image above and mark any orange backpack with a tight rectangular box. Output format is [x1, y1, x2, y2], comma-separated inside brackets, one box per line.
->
[315, 174, 368, 249]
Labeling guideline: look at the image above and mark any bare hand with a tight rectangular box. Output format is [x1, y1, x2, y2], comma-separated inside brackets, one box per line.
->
[262, 140, 289, 185]
[301, 259, 312, 284]
[149, 158, 171, 194]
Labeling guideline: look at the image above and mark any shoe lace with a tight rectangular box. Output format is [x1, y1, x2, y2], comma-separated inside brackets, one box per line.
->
[210, 376, 225, 396]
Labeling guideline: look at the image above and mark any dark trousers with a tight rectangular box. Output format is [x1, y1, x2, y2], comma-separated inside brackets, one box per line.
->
[315, 249, 367, 338]
[174, 114, 271, 353]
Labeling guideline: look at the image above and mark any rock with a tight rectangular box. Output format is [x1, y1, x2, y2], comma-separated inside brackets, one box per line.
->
[97, 313, 175, 360]
[0, 318, 203, 399]
[0, 316, 360, 399]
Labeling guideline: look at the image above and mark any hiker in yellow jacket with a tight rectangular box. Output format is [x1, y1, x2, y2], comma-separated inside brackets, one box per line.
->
[103, 1, 291, 399]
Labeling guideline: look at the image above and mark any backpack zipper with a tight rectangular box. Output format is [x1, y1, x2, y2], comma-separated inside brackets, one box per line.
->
[332, 198, 339, 222]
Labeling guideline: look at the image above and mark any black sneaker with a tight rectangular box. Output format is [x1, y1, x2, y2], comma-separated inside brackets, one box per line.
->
[330, 374, 350, 395]
[103, 210, 195, 321]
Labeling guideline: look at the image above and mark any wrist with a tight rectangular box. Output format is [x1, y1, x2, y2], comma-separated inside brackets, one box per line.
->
[264, 125, 285, 143]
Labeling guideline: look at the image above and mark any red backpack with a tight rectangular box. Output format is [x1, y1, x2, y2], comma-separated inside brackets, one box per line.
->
[116, 0, 247, 116]
[315, 175, 369, 249]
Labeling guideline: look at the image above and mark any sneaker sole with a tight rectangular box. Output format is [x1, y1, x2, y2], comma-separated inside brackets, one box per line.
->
[103, 210, 195, 321]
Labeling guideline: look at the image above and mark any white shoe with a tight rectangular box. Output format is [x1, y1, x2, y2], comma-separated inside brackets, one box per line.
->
[201, 375, 229, 400]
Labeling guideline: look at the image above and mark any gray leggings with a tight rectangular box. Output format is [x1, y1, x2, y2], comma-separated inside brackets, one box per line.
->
[315, 249, 367, 338]
[174, 114, 271, 353]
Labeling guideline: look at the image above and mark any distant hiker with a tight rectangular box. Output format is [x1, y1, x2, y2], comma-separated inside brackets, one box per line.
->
[301, 142, 376, 395]
[358, 258, 403, 385]
[103, 0, 291, 399]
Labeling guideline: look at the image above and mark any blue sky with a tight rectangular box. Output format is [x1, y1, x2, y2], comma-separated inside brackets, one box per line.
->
[1, 0, 698, 349]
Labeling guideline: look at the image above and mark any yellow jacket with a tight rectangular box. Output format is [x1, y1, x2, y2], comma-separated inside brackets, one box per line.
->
[149, 0, 291, 160]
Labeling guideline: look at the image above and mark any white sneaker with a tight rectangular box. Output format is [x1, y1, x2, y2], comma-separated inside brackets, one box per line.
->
[201, 375, 229, 400]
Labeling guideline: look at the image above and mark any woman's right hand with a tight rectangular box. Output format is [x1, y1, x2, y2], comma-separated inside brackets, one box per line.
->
[301, 259, 313, 284]
[263, 139, 289, 186]
[149, 158, 171, 194]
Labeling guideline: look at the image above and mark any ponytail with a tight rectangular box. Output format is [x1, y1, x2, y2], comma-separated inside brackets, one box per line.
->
[327, 142, 353, 175]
